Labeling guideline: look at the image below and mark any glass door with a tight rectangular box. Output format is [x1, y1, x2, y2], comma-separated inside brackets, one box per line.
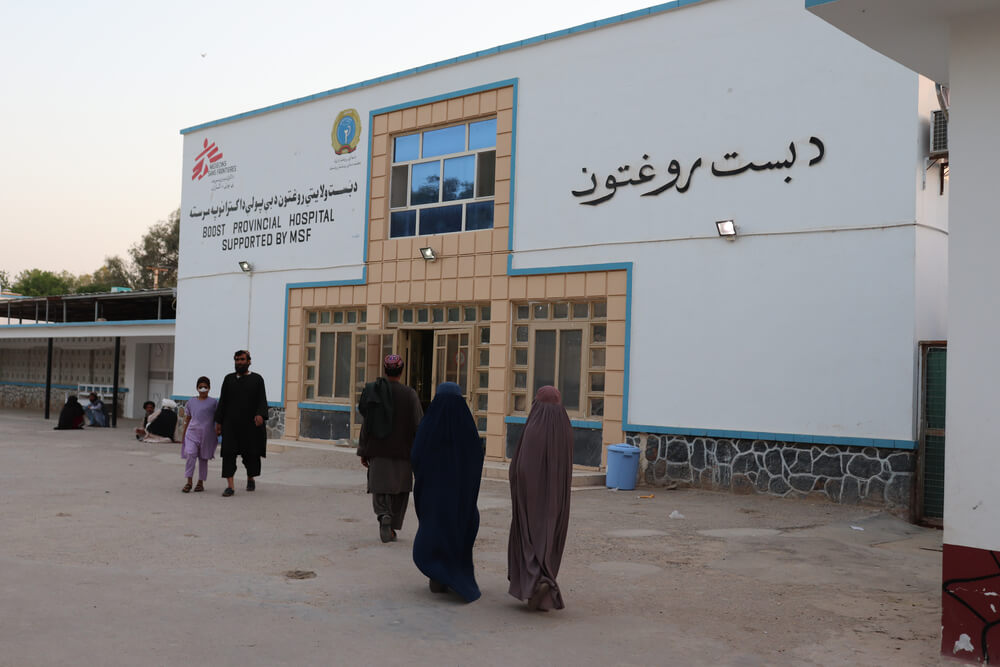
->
[430, 329, 472, 402]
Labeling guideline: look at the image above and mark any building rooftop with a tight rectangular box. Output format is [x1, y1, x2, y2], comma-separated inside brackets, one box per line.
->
[1, 288, 177, 325]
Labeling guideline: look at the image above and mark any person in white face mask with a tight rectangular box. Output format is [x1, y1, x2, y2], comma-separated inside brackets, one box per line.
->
[180, 377, 218, 493]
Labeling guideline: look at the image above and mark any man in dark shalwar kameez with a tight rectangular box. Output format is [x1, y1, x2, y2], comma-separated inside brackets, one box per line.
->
[357, 354, 423, 542]
[214, 349, 268, 497]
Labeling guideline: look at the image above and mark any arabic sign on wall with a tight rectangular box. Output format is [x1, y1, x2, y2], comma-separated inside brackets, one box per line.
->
[571, 137, 825, 205]
[179, 107, 366, 278]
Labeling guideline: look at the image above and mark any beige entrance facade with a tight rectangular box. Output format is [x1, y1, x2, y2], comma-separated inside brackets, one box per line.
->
[280, 84, 627, 464]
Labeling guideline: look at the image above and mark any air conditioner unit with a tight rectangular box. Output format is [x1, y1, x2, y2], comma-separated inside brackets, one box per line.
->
[930, 109, 948, 159]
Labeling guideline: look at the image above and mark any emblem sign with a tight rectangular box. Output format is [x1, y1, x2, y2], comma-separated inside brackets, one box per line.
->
[332, 109, 362, 155]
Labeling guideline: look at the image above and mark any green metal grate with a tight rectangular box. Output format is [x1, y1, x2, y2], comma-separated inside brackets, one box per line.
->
[925, 348, 947, 431]
[923, 434, 945, 519]
[922, 347, 946, 520]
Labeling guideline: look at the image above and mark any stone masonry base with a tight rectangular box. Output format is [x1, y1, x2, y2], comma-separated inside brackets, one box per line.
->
[174, 401, 285, 441]
[626, 432, 915, 517]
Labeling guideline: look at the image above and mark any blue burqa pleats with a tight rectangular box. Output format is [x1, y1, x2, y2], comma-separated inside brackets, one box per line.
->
[411, 382, 484, 602]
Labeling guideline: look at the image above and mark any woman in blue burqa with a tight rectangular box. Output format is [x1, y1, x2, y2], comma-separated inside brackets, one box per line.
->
[410, 382, 485, 602]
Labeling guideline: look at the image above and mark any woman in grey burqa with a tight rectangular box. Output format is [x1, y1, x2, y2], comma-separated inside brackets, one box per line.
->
[507, 385, 573, 611]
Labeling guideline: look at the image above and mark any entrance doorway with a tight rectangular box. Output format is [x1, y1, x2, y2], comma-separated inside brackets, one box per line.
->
[406, 330, 434, 412]
[401, 328, 473, 412]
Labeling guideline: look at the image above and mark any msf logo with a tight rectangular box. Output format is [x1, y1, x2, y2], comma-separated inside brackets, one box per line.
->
[191, 138, 224, 180]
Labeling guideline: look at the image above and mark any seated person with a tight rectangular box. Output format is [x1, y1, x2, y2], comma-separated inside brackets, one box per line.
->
[54, 395, 86, 430]
[142, 398, 179, 443]
[135, 401, 156, 440]
[85, 392, 107, 427]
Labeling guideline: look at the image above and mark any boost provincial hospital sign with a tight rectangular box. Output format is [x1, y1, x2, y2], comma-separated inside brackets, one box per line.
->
[178, 105, 368, 279]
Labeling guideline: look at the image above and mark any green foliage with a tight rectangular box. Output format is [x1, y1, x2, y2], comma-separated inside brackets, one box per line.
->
[74, 256, 135, 294]
[129, 208, 179, 289]
[11, 269, 77, 297]
[10, 208, 180, 297]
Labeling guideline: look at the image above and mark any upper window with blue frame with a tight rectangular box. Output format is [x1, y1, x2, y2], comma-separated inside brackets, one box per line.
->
[389, 118, 497, 238]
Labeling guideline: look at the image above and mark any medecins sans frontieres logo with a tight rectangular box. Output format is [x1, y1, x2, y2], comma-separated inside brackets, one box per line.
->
[191, 138, 224, 180]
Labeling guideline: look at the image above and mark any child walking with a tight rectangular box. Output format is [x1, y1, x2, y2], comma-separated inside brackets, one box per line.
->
[181, 376, 218, 493]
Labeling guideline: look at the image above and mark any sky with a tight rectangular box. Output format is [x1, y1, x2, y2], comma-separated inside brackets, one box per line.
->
[0, 0, 658, 283]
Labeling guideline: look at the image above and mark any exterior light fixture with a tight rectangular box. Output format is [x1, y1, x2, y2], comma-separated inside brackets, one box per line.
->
[239, 260, 253, 272]
[716, 219, 737, 241]
[419, 247, 437, 261]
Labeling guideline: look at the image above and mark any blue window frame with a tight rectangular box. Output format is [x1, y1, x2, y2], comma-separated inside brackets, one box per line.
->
[389, 117, 497, 238]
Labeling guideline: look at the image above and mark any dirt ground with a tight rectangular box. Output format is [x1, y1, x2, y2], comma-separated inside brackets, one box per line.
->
[0, 409, 949, 666]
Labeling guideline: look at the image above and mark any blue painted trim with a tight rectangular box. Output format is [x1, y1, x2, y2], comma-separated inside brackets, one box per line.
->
[1, 381, 80, 390]
[623, 263, 633, 425]
[0, 381, 128, 393]
[507, 261, 632, 277]
[280, 287, 289, 406]
[267, 401, 282, 408]
[507, 80, 518, 257]
[299, 402, 352, 412]
[0, 319, 175, 329]
[505, 415, 602, 430]
[623, 423, 916, 450]
[179, 1, 710, 135]
[285, 277, 366, 289]
[805, 0, 841, 7]
[362, 111, 373, 271]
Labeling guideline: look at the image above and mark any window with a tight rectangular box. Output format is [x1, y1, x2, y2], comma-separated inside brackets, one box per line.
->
[302, 308, 368, 401]
[510, 300, 606, 418]
[318, 331, 352, 398]
[389, 118, 497, 238]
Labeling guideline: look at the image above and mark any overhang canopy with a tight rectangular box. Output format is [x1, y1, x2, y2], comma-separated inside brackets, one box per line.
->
[1, 289, 176, 326]
[806, 0, 998, 85]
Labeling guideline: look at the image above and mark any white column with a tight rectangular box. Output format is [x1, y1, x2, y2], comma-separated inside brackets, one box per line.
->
[943, 13, 1000, 551]
[123, 340, 150, 419]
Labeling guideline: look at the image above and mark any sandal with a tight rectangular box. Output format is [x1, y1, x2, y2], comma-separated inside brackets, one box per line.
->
[182, 482, 193, 493]
[193, 481, 204, 492]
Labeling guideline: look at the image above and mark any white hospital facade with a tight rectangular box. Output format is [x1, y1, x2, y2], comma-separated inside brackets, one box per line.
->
[171, 0, 947, 517]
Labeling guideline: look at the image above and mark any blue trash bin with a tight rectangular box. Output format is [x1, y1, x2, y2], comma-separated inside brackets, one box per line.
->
[606, 443, 641, 490]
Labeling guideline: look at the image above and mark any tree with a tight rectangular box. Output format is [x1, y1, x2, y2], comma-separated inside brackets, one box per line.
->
[129, 208, 179, 289]
[4, 207, 179, 297]
[11, 269, 76, 296]
[75, 256, 135, 293]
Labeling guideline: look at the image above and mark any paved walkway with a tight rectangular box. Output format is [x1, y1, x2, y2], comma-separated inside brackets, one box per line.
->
[0, 409, 947, 666]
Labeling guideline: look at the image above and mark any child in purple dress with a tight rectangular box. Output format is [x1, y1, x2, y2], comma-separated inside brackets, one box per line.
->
[181, 376, 219, 493]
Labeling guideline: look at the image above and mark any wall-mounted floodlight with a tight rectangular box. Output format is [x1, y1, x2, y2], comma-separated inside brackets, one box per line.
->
[239, 260, 253, 272]
[419, 247, 437, 261]
[716, 220, 737, 241]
